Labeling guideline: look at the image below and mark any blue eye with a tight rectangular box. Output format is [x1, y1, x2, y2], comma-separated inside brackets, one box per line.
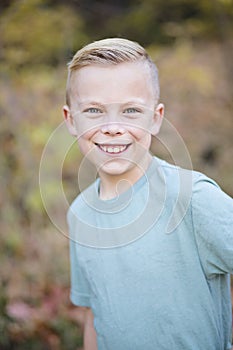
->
[124, 108, 140, 113]
[85, 107, 102, 113]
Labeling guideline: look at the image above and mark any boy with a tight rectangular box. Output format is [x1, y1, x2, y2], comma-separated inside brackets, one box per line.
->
[63, 38, 233, 349]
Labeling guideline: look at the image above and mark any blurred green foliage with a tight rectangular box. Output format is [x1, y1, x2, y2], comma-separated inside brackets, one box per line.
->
[1, 0, 232, 69]
[0, 0, 88, 69]
[0, 0, 232, 348]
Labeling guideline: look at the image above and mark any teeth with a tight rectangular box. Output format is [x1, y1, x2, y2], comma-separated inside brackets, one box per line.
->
[99, 145, 127, 153]
[119, 146, 126, 152]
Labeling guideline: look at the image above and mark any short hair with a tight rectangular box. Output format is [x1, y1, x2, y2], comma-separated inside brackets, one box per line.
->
[66, 38, 160, 106]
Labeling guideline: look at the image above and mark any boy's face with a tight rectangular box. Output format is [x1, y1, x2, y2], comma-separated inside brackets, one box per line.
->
[63, 61, 164, 181]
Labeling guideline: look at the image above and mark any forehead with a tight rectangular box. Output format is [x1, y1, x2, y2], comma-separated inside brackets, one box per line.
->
[69, 61, 155, 105]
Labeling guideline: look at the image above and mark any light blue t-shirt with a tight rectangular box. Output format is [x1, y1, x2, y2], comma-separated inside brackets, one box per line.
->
[68, 157, 233, 350]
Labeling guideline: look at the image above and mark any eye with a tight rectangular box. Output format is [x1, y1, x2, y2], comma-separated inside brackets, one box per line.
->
[124, 107, 140, 114]
[123, 107, 142, 119]
[84, 107, 102, 113]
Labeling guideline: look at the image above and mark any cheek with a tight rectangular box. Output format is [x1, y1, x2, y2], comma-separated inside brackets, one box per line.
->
[76, 129, 97, 155]
[127, 115, 154, 136]
[76, 137, 87, 154]
[73, 114, 98, 138]
[128, 125, 151, 142]
[75, 119, 98, 140]
[140, 133, 152, 149]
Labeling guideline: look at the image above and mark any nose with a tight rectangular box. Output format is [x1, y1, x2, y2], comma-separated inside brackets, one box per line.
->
[101, 123, 125, 135]
[100, 114, 125, 135]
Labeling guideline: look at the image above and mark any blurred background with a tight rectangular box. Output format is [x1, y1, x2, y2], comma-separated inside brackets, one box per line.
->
[0, 0, 232, 348]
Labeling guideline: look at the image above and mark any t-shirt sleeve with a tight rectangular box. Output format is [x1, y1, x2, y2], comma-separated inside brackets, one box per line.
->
[69, 239, 91, 307]
[191, 174, 233, 278]
[68, 206, 91, 307]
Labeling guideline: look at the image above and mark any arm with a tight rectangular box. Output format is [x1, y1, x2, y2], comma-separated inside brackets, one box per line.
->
[192, 175, 233, 276]
[68, 211, 97, 348]
[83, 307, 97, 350]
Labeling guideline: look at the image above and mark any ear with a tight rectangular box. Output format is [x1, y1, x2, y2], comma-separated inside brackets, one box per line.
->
[63, 105, 77, 136]
[151, 103, 164, 136]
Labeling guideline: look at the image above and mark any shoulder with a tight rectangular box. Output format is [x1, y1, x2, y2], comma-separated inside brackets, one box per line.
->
[153, 156, 194, 202]
[187, 167, 233, 235]
[67, 180, 99, 226]
[155, 156, 193, 185]
[154, 156, 230, 198]
[191, 170, 232, 209]
[154, 157, 232, 225]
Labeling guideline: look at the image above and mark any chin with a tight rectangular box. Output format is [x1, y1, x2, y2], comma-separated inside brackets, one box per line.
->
[98, 159, 133, 177]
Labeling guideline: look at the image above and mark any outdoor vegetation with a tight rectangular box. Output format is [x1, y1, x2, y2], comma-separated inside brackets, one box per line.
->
[0, 0, 232, 348]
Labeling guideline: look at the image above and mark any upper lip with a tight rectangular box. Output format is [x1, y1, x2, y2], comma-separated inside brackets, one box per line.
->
[94, 142, 131, 146]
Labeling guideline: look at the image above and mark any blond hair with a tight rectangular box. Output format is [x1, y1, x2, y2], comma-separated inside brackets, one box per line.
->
[66, 38, 159, 105]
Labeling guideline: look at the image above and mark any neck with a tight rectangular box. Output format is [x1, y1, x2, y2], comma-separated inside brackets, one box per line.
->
[98, 154, 153, 200]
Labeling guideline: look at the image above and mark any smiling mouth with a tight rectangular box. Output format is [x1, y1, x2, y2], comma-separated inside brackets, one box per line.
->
[95, 143, 130, 154]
